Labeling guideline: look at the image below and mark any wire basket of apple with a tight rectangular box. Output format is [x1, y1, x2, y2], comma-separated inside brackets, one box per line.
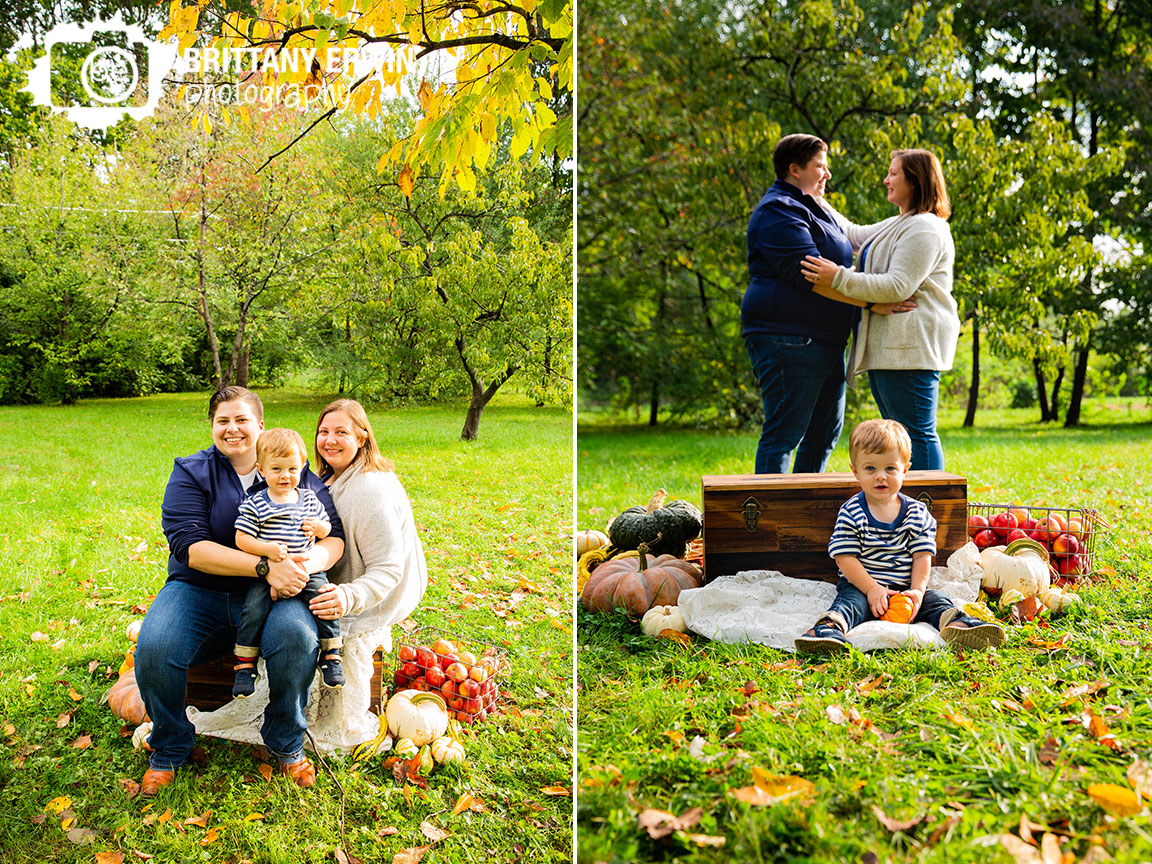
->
[392, 628, 507, 726]
[966, 503, 1106, 584]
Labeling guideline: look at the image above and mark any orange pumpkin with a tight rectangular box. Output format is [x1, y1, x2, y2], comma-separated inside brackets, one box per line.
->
[580, 543, 703, 617]
[881, 594, 915, 624]
[107, 667, 149, 726]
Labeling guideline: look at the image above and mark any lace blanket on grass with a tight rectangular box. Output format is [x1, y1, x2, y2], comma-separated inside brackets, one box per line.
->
[186, 614, 393, 755]
[677, 542, 984, 652]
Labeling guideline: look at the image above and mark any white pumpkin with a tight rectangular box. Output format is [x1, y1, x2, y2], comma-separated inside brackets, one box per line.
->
[980, 547, 1050, 597]
[640, 605, 687, 637]
[392, 737, 419, 758]
[385, 690, 450, 746]
[575, 529, 611, 558]
[131, 721, 153, 751]
[430, 735, 466, 765]
[126, 620, 142, 643]
[999, 588, 1026, 607]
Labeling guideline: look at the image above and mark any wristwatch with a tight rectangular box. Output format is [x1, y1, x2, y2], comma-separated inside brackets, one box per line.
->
[255, 555, 270, 578]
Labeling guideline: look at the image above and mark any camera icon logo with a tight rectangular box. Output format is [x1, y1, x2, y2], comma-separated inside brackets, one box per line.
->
[23, 14, 178, 131]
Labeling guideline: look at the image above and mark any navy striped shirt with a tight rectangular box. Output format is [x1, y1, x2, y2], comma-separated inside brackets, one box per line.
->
[827, 492, 937, 588]
[235, 487, 327, 554]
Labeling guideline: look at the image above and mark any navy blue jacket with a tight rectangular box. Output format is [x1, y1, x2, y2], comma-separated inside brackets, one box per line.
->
[161, 445, 344, 593]
[742, 180, 857, 343]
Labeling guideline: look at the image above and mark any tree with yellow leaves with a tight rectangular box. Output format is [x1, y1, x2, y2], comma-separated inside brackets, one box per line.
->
[160, 0, 571, 195]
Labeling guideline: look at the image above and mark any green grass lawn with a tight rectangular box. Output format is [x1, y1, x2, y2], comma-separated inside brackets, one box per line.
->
[576, 402, 1152, 863]
[0, 390, 573, 863]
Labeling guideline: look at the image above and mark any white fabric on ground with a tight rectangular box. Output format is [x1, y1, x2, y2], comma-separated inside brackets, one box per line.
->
[677, 542, 984, 652]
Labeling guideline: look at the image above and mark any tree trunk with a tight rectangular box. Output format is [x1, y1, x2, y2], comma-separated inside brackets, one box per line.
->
[455, 335, 519, 441]
[198, 180, 223, 387]
[339, 312, 350, 394]
[536, 336, 552, 407]
[236, 347, 250, 388]
[1064, 346, 1089, 427]
[963, 311, 979, 428]
[1049, 365, 1065, 422]
[1033, 359, 1051, 421]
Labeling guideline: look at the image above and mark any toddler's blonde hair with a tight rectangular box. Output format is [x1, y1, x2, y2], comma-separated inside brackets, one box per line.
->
[256, 427, 307, 465]
[848, 419, 912, 466]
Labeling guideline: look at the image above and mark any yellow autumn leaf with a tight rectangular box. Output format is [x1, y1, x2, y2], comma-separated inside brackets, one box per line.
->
[752, 768, 815, 802]
[44, 796, 71, 813]
[1087, 783, 1143, 817]
[451, 794, 474, 817]
[68, 688, 83, 702]
[397, 164, 415, 198]
[516, 576, 540, 592]
[244, 812, 265, 822]
[549, 618, 571, 634]
[61, 815, 75, 829]
[158, 809, 172, 823]
[258, 764, 274, 782]
[942, 709, 974, 730]
[540, 785, 570, 796]
[200, 828, 219, 845]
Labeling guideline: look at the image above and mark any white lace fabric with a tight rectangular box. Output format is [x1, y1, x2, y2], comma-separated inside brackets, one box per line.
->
[677, 542, 985, 652]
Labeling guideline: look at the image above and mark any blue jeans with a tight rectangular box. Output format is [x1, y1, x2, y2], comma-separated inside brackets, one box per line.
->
[821, 577, 959, 633]
[745, 332, 847, 474]
[236, 573, 340, 655]
[135, 579, 319, 770]
[868, 369, 944, 470]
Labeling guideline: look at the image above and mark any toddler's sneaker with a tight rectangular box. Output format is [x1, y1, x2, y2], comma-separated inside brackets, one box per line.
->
[319, 651, 345, 689]
[795, 622, 849, 655]
[232, 662, 258, 698]
[941, 615, 1006, 650]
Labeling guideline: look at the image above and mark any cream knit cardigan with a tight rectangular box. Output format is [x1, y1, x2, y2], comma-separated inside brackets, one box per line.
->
[326, 461, 428, 632]
[823, 206, 960, 382]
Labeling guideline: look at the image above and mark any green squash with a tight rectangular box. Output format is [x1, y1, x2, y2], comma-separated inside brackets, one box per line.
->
[607, 489, 703, 558]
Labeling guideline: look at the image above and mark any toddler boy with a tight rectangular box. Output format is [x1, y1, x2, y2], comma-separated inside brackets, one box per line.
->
[795, 419, 1005, 654]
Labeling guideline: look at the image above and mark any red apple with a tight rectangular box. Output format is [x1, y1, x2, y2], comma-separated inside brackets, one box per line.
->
[397, 644, 417, 662]
[412, 679, 429, 692]
[457, 650, 477, 667]
[1065, 518, 1084, 540]
[468, 665, 488, 684]
[448, 696, 464, 711]
[989, 511, 1018, 541]
[437, 652, 459, 670]
[401, 661, 420, 679]
[1052, 533, 1081, 557]
[446, 662, 469, 683]
[1030, 516, 1064, 544]
[1008, 506, 1030, 525]
[477, 708, 488, 722]
[393, 670, 409, 689]
[967, 514, 989, 539]
[973, 529, 998, 549]
[463, 697, 482, 714]
[460, 679, 481, 699]
[425, 666, 445, 687]
[415, 646, 436, 671]
[432, 638, 457, 656]
[456, 711, 472, 725]
[1020, 517, 1038, 532]
[441, 680, 457, 698]
[1055, 554, 1083, 577]
[480, 678, 495, 697]
[1006, 528, 1028, 543]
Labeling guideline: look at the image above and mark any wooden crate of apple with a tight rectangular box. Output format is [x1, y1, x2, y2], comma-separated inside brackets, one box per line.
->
[393, 636, 505, 725]
[967, 503, 1101, 579]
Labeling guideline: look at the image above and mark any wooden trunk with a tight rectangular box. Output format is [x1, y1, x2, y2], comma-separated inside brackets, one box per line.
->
[701, 471, 968, 582]
[184, 650, 384, 712]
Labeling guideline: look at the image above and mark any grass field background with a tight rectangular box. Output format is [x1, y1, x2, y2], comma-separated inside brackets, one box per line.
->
[577, 401, 1152, 863]
[0, 390, 573, 863]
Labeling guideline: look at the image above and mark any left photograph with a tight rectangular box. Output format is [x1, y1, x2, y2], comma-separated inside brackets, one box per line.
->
[0, 2, 574, 861]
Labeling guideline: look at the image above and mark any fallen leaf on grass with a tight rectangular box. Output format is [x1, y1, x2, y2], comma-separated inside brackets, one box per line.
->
[199, 828, 219, 845]
[72, 734, 93, 750]
[398, 618, 417, 633]
[1038, 736, 1060, 766]
[549, 619, 571, 634]
[731, 770, 815, 807]
[68, 688, 83, 702]
[1060, 680, 1109, 705]
[1027, 633, 1070, 652]
[56, 712, 71, 728]
[1127, 759, 1151, 800]
[377, 826, 399, 837]
[118, 778, 140, 798]
[335, 849, 364, 864]
[1087, 783, 1143, 817]
[392, 846, 430, 864]
[183, 811, 211, 828]
[243, 812, 265, 822]
[659, 629, 692, 648]
[762, 659, 800, 672]
[157, 809, 172, 824]
[516, 576, 540, 593]
[30, 631, 48, 642]
[451, 793, 475, 816]
[44, 796, 71, 813]
[663, 730, 684, 746]
[130, 852, 153, 861]
[1083, 710, 1120, 749]
[825, 704, 847, 725]
[942, 709, 974, 730]
[419, 820, 449, 843]
[855, 674, 889, 696]
[65, 826, 97, 844]
[540, 785, 570, 796]
[258, 764, 274, 782]
[637, 807, 703, 839]
[683, 833, 726, 846]
[871, 805, 924, 832]
[95, 853, 125, 864]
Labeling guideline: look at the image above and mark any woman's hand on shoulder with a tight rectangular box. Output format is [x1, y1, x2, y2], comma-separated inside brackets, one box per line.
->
[309, 583, 348, 620]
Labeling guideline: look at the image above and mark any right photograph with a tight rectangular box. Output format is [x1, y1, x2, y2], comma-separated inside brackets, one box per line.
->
[576, 1, 1152, 861]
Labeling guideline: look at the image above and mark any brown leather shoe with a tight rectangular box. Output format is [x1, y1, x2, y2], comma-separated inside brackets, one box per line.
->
[141, 767, 175, 797]
[279, 757, 315, 788]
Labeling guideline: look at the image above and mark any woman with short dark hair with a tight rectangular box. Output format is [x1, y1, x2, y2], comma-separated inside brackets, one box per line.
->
[742, 134, 911, 474]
